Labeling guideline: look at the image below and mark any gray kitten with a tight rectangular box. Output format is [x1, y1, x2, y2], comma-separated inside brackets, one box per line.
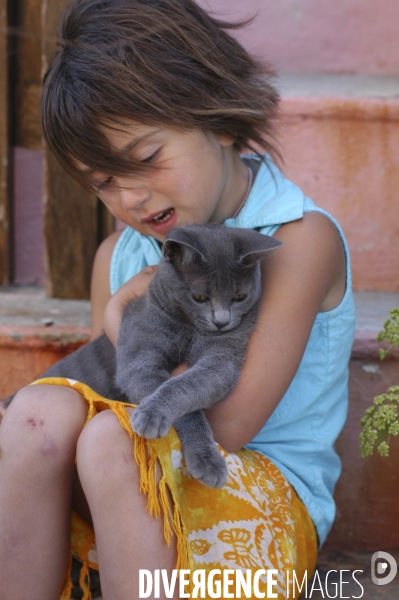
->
[7, 224, 281, 487]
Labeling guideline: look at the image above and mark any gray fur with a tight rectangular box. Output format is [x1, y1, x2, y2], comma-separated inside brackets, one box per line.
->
[117, 224, 281, 487]
[7, 224, 281, 488]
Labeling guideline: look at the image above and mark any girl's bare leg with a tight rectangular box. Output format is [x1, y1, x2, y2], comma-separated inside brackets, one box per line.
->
[0, 385, 88, 600]
[77, 409, 179, 600]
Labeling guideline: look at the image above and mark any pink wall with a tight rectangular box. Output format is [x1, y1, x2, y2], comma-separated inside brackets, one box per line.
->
[196, 0, 399, 74]
[11, 1, 399, 289]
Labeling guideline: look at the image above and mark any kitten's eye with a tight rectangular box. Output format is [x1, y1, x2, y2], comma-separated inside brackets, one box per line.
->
[232, 294, 248, 302]
[192, 294, 209, 303]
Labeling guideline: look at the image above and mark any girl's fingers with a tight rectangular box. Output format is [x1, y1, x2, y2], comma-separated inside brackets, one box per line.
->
[171, 363, 189, 377]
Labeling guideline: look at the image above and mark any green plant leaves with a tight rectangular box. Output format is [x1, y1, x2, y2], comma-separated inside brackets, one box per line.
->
[359, 306, 399, 458]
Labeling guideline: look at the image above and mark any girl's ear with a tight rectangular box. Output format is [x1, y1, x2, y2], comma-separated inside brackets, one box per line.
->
[237, 230, 283, 267]
[216, 133, 235, 147]
[163, 227, 207, 266]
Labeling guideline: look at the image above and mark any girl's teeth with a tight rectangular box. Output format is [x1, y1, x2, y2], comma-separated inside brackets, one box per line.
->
[153, 209, 173, 223]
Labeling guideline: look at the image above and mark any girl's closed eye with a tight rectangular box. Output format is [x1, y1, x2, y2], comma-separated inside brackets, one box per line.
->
[140, 148, 161, 164]
[93, 149, 160, 191]
[97, 176, 114, 191]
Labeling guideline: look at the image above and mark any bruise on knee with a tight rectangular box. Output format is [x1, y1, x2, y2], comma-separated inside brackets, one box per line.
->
[23, 416, 58, 457]
[40, 434, 59, 457]
[26, 417, 45, 430]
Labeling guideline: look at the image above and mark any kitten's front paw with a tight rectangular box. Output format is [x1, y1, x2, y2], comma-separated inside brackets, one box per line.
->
[185, 446, 228, 488]
[130, 405, 172, 439]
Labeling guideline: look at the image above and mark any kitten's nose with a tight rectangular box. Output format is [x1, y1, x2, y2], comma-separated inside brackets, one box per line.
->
[212, 310, 230, 329]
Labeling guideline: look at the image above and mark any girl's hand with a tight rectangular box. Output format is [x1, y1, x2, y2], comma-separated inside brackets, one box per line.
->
[103, 266, 157, 346]
[171, 363, 189, 377]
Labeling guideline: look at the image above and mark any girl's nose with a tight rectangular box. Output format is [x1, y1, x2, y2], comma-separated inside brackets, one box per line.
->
[118, 182, 151, 211]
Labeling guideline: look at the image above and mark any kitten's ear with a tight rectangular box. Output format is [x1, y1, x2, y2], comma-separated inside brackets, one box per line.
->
[163, 228, 206, 266]
[237, 231, 282, 267]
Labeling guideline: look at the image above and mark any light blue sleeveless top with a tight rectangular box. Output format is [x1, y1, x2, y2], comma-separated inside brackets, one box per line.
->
[110, 156, 356, 546]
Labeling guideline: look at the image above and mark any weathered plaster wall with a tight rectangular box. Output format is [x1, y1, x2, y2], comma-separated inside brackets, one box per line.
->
[196, 0, 399, 74]
[11, 1, 399, 289]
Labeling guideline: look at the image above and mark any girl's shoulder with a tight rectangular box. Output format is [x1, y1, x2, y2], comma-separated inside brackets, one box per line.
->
[97, 229, 125, 261]
[110, 227, 163, 295]
[92, 229, 125, 293]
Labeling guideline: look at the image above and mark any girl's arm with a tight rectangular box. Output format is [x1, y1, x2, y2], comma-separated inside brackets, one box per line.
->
[90, 230, 157, 344]
[103, 266, 157, 346]
[205, 211, 347, 453]
[90, 230, 123, 340]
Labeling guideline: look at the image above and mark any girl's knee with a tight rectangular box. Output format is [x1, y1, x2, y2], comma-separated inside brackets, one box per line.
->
[1, 385, 87, 457]
[77, 410, 138, 484]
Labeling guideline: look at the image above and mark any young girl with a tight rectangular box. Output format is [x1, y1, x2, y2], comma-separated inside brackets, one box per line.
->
[0, 0, 355, 598]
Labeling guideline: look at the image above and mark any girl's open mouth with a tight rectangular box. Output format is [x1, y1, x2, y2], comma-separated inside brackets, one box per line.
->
[145, 208, 177, 234]
[152, 208, 174, 223]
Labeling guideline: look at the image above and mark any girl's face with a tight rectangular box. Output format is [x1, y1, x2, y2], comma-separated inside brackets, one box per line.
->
[76, 122, 250, 241]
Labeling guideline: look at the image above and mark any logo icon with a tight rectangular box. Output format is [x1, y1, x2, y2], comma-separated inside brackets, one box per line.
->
[371, 551, 397, 586]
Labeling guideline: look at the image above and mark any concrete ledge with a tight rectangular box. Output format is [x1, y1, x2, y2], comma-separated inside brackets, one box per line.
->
[0, 325, 90, 349]
[0, 288, 397, 398]
[0, 286, 91, 328]
[352, 331, 399, 360]
[279, 73, 399, 121]
[1, 288, 397, 333]
[282, 95, 399, 122]
[278, 74, 399, 99]
[352, 292, 399, 359]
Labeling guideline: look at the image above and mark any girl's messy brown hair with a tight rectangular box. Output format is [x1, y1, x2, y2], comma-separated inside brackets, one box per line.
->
[41, 0, 280, 187]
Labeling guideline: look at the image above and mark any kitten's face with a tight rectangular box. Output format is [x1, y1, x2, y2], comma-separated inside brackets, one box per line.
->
[176, 261, 261, 333]
[161, 224, 282, 333]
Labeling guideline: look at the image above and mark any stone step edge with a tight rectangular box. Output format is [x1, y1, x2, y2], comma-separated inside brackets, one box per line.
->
[281, 95, 399, 122]
[0, 324, 397, 361]
[352, 331, 399, 360]
[0, 325, 91, 350]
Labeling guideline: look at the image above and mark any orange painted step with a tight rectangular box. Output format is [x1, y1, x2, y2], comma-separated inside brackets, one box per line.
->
[278, 73, 399, 292]
[0, 287, 91, 397]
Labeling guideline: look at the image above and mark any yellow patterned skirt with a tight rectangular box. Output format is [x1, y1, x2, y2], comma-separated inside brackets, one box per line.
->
[31, 378, 318, 600]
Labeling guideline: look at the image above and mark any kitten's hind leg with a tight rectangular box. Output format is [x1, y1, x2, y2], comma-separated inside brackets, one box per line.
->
[173, 411, 228, 488]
